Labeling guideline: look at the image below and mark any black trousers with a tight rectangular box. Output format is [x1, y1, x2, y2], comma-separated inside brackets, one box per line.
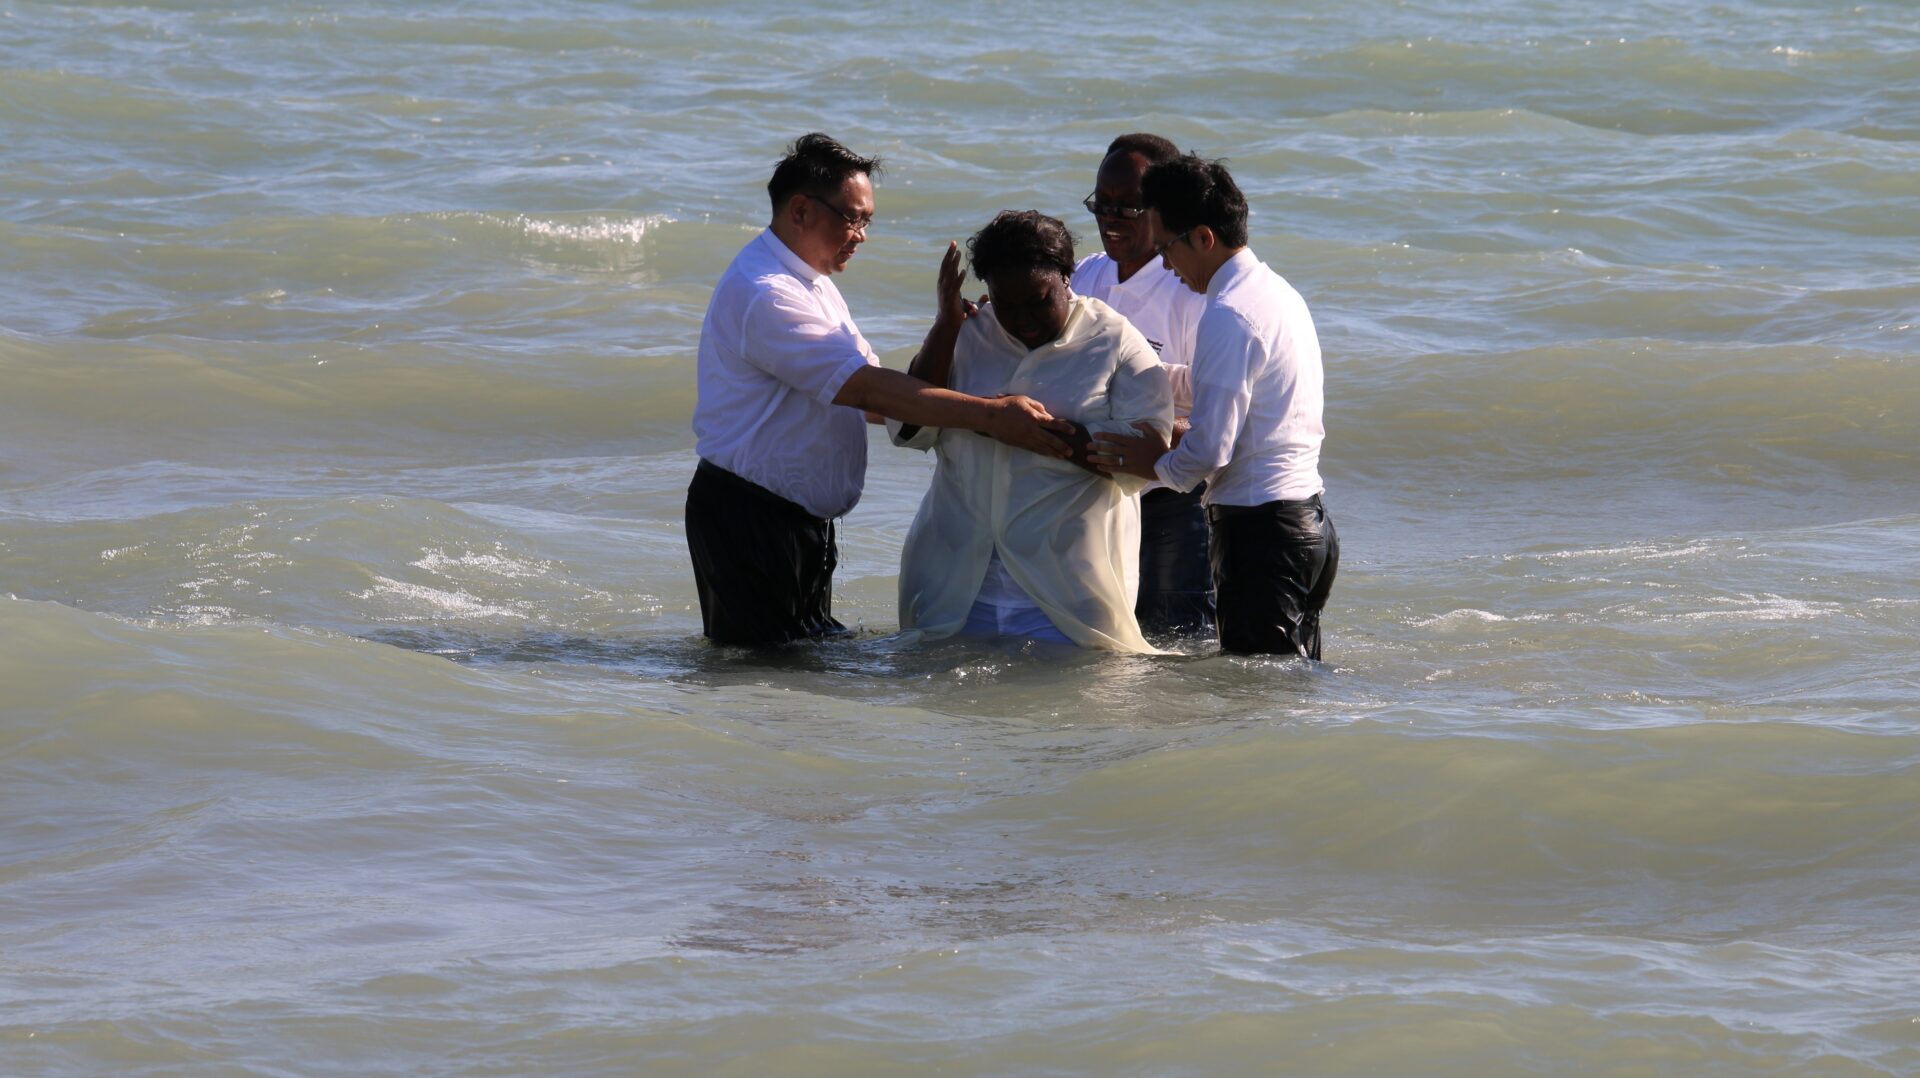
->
[685, 460, 845, 646]
[1207, 493, 1339, 659]
[1136, 485, 1216, 637]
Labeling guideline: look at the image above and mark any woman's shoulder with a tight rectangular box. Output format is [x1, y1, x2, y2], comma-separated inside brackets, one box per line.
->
[1073, 296, 1159, 364]
[955, 304, 1002, 353]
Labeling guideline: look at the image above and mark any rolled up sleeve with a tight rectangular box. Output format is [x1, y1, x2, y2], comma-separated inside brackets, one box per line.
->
[887, 416, 940, 451]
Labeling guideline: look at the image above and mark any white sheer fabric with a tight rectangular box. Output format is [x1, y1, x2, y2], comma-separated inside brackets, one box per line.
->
[890, 294, 1173, 654]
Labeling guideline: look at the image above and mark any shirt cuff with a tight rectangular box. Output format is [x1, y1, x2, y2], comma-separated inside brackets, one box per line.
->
[1152, 450, 1197, 493]
[817, 351, 879, 406]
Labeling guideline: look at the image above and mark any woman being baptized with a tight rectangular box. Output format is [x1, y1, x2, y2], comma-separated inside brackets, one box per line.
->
[892, 210, 1172, 653]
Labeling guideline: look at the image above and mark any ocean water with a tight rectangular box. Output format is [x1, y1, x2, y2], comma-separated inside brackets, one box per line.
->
[5, 0, 1920, 1073]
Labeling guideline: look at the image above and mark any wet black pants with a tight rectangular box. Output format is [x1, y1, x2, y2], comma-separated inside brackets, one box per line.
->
[685, 460, 845, 647]
[1136, 485, 1217, 637]
[1207, 493, 1339, 659]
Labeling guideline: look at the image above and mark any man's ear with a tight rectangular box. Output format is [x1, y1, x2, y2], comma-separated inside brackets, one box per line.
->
[781, 192, 809, 227]
[1193, 225, 1218, 253]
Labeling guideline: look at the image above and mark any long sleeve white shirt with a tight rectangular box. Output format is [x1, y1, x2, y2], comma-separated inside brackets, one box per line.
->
[1152, 249, 1326, 507]
[692, 230, 881, 519]
[890, 295, 1173, 653]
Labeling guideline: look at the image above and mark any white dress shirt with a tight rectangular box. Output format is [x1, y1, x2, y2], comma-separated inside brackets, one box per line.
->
[1152, 249, 1326, 507]
[693, 230, 881, 519]
[890, 295, 1173, 654]
[1072, 253, 1202, 412]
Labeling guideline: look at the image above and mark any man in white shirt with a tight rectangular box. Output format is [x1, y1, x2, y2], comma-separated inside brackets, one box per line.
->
[1087, 155, 1340, 659]
[688, 133, 1070, 647]
[1069, 133, 1212, 638]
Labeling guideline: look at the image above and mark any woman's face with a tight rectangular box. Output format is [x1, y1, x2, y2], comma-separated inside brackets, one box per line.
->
[985, 268, 1071, 350]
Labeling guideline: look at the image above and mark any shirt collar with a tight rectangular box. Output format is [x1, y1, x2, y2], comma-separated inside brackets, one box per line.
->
[1206, 248, 1261, 300]
[760, 229, 823, 285]
[1054, 293, 1096, 348]
[1112, 257, 1174, 294]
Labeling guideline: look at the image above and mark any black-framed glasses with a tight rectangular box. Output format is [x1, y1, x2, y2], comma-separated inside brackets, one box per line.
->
[1152, 229, 1194, 257]
[807, 193, 874, 233]
[1083, 194, 1146, 220]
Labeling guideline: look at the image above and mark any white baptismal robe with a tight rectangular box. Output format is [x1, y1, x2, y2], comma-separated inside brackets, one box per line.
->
[891, 295, 1174, 654]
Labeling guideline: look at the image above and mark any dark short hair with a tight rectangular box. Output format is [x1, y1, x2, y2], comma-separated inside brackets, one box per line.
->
[1140, 154, 1249, 249]
[1104, 132, 1181, 167]
[966, 210, 1077, 282]
[767, 133, 882, 214]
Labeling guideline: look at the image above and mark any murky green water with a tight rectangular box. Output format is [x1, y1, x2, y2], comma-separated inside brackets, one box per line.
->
[5, 1, 1919, 1072]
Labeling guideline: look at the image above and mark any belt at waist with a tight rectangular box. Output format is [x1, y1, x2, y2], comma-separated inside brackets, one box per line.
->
[1206, 492, 1324, 523]
[694, 459, 822, 522]
[1141, 480, 1208, 506]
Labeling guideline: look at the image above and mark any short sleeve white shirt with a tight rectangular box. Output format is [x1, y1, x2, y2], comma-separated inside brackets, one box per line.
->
[1152, 249, 1326, 507]
[1071, 253, 1204, 413]
[692, 230, 881, 519]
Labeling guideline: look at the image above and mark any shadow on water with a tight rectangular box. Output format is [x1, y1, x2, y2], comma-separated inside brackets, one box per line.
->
[362, 625, 1338, 722]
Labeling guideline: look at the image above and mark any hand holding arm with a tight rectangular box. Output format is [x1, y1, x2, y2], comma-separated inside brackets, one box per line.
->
[836, 366, 1073, 457]
[980, 394, 1077, 458]
[1080, 332, 1175, 488]
[1086, 421, 1170, 480]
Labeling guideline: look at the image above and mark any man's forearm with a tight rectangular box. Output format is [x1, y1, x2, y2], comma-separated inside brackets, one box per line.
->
[836, 365, 1071, 458]
[834, 364, 995, 430]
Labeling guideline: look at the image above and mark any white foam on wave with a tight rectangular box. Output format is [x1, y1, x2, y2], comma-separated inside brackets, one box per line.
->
[1673, 593, 1841, 622]
[424, 210, 672, 248]
[511, 214, 667, 246]
[356, 575, 528, 621]
[410, 547, 549, 580]
[1411, 608, 1552, 629]
[160, 603, 245, 627]
[1531, 540, 1729, 564]
[411, 211, 676, 273]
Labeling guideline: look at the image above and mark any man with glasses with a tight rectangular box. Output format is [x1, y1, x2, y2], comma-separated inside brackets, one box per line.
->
[688, 133, 1070, 647]
[1070, 133, 1212, 639]
[1087, 154, 1339, 660]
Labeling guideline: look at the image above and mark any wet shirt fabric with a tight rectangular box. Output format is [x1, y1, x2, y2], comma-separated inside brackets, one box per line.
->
[1152, 249, 1327, 507]
[692, 230, 881, 519]
[1071, 253, 1202, 413]
[890, 295, 1174, 654]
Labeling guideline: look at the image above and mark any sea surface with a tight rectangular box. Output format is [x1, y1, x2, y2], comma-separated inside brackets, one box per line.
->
[4, 1, 1919, 1073]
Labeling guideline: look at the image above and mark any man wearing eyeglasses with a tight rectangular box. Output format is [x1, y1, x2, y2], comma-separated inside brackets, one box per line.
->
[1070, 133, 1212, 639]
[1087, 154, 1339, 660]
[688, 132, 1071, 647]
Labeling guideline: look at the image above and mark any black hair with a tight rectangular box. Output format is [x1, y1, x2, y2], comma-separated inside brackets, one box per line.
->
[767, 133, 883, 214]
[1140, 154, 1249, 248]
[1104, 132, 1181, 167]
[965, 210, 1077, 282]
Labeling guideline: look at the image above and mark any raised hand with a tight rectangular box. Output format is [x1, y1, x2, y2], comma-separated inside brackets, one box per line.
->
[936, 241, 980, 325]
